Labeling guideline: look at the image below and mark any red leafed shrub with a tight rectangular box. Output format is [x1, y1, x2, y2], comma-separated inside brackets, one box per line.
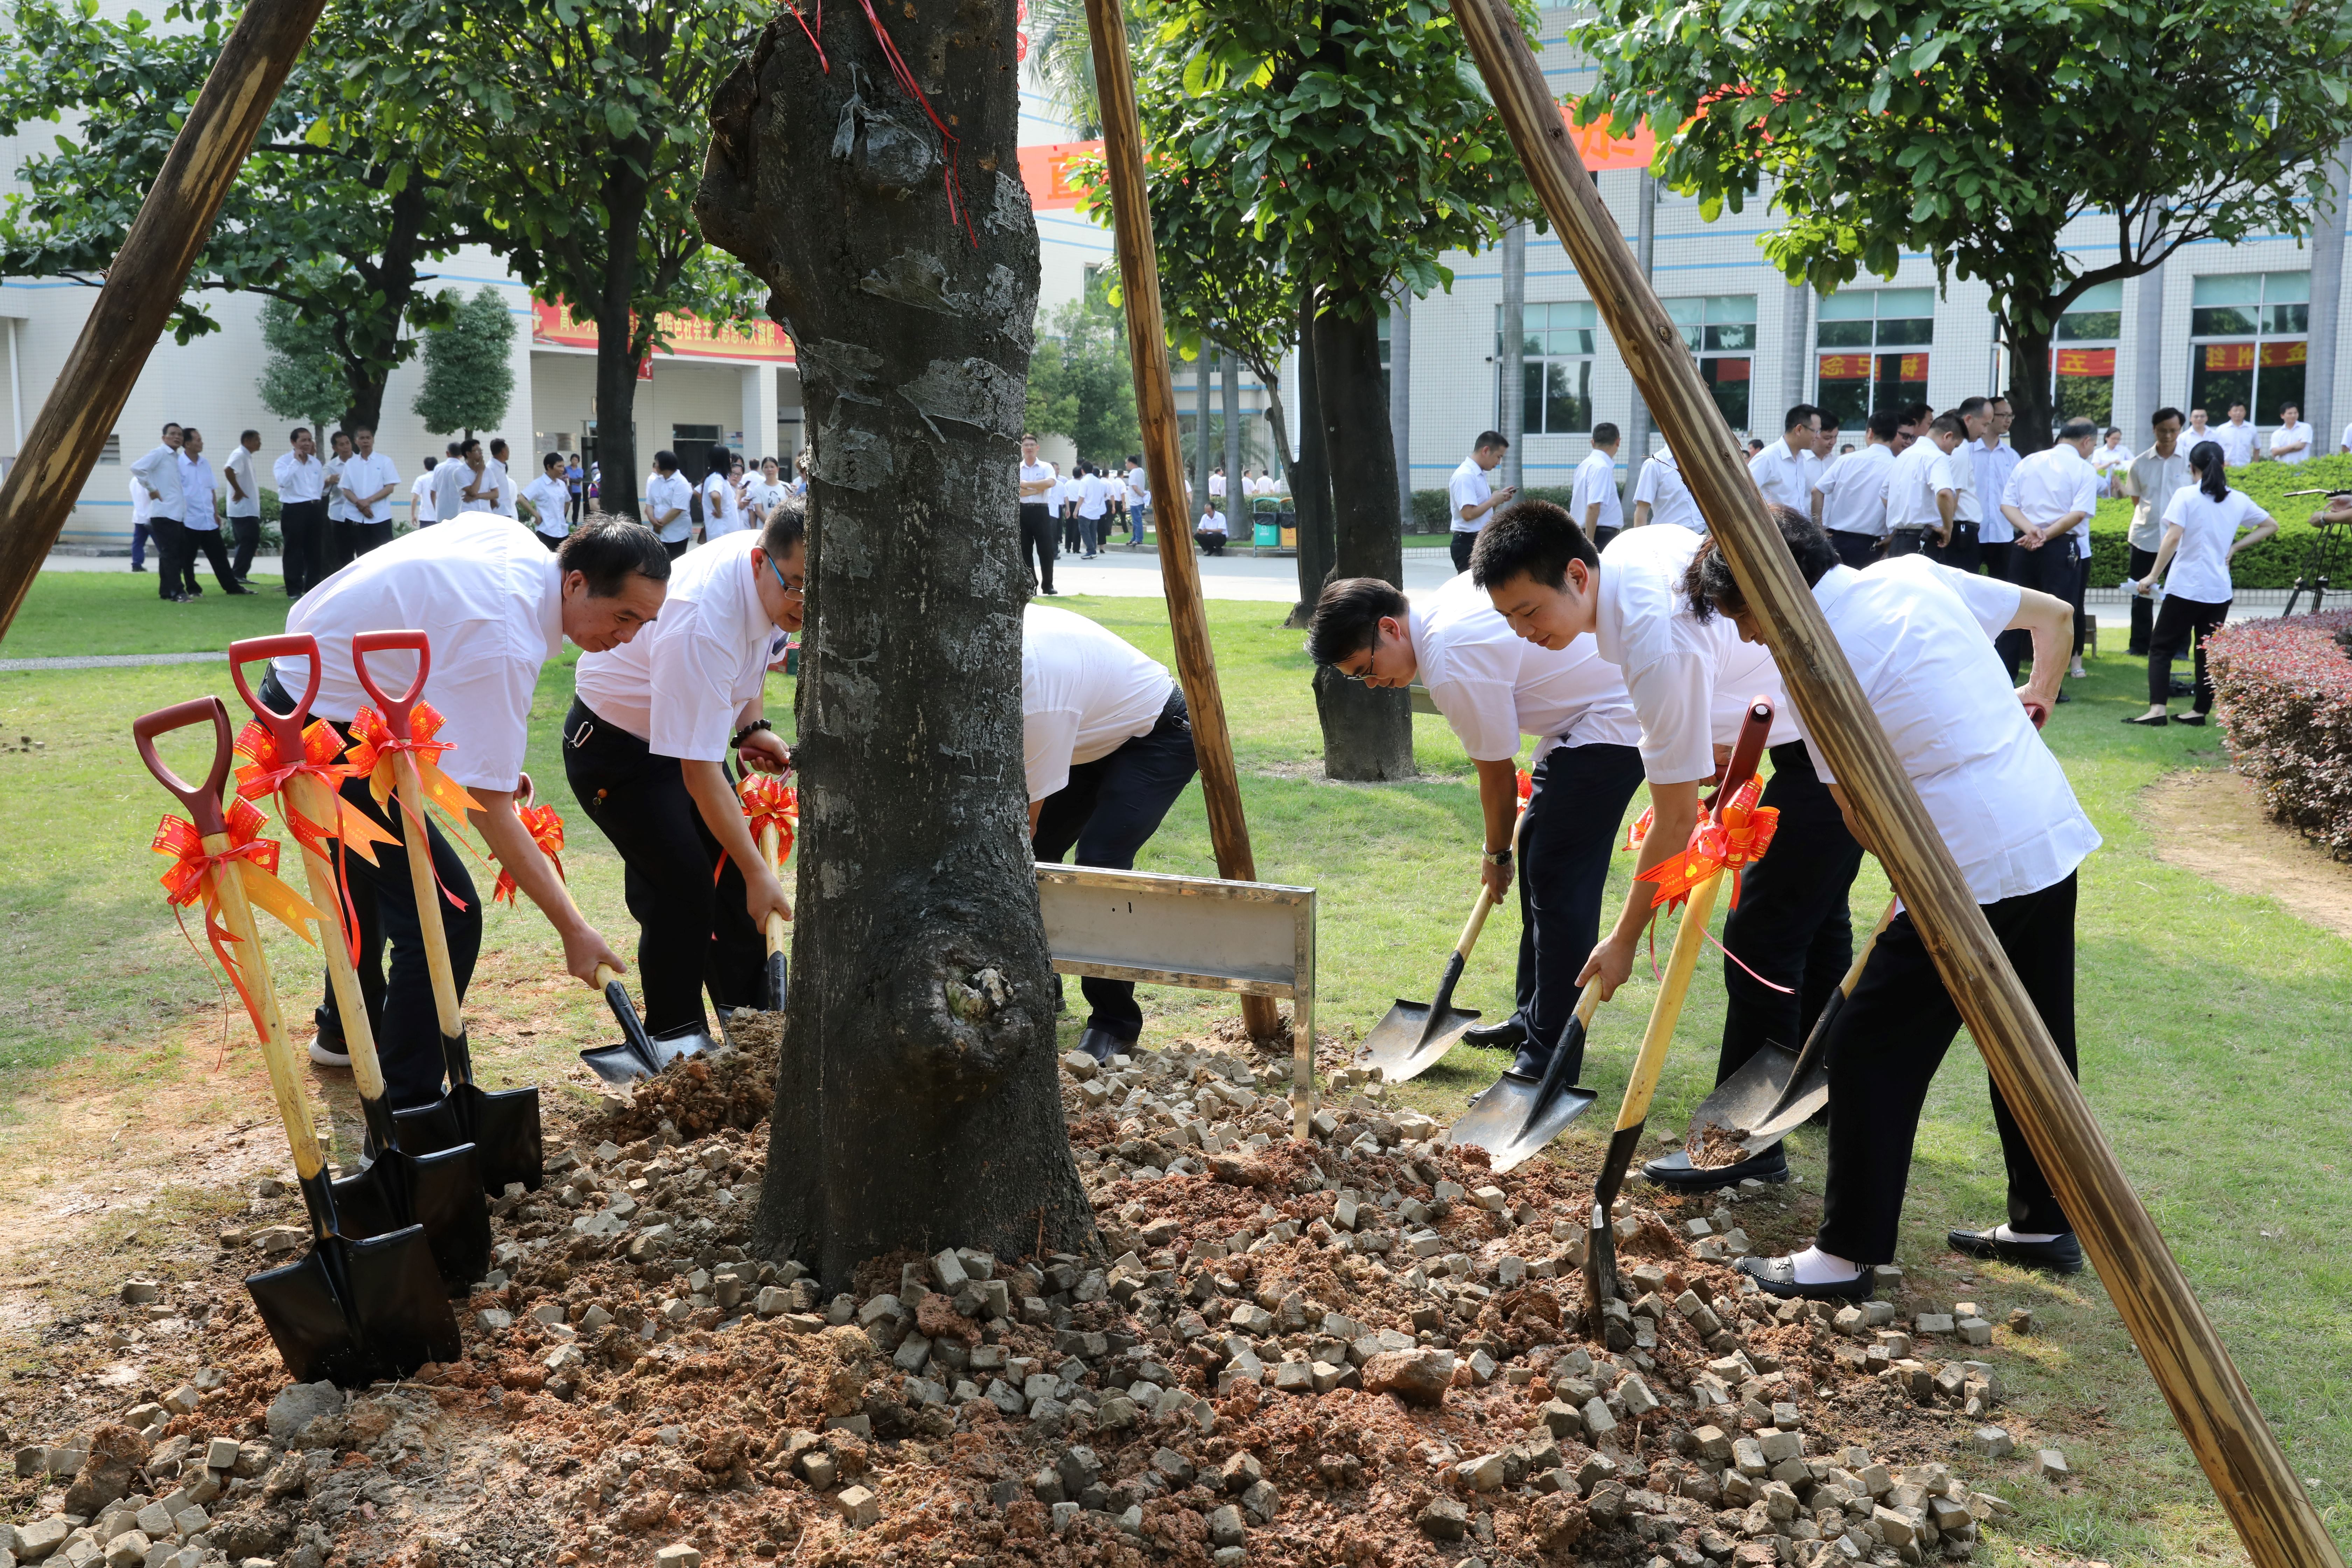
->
[2207, 609, 2352, 860]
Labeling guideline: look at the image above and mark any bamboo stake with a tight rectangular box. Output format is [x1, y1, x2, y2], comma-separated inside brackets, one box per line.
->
[1082, 0, 1279, 1043]
[0, 0, 331, 638]
[1445, 3, 2338, 1563]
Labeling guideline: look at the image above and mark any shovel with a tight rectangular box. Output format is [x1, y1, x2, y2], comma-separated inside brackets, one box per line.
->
[134, 698, 461, 1385]
[1680, 897, 1896, 1164]
[755, 806, 792, 1012]
[578, 964, 717, 1083]
[1585, 699, 1772, 1318]
[349, 630, 544, 1194]
[1360, 807, 1527, 1084]
[1447, 984, 1603, 1172]
[227, 636, 492, 1289]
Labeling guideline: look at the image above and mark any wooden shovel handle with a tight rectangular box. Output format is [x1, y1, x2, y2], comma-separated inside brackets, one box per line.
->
[757, 820, 795, 920]
[1451, 790, 1529, 957]
[1610, 871, 1722, 1134]
[133, 698, 235, 834]
[391, 749, 466, 1041]
[283, 772, 388, 1104]
[227, 633, 320, 753]
[1838, 898, 1900, 1001]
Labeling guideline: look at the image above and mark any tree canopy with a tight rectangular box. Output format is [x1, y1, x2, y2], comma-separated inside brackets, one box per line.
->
[1572, 0, 2352, 443]
[1026, 273, 1143, 462]
[412, 286, 517, 438]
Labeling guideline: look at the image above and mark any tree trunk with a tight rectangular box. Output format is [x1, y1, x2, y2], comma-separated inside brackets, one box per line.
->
[1193, 348, 1213, 523]
[1626, 171, 1656, 463]
[1389, 284, 1412, 526]
[1498, 222, 1524, 493]
[594, 164, 653, 520]
[1311, 289, 1413, 780]
[1221, 345, 1242, 524]
[1287, 292, 1335, 628]
[698, 0, 1094, 1288]
[2005, 318, 2055, 456]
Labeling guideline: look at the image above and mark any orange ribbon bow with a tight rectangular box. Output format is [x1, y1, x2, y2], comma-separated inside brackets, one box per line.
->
[738, 774, 799, 867]
[494, 802, 567, 905]
[152, 797, 323, 1038]
[1516, 768, 1533, 806]
[232, 718, 399, 864]
[344, 701, 484, 911]
[1634, 778, 1782, 912]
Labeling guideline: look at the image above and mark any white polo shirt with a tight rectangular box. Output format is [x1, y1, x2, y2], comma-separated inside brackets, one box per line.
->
[2267, 420, 2313, 464]
[1018, 460, 1055, 503]
[276, 517, 565, 792]
[1125, 468, 1150, 508]
[340, 452, 401, 525]
[1022, 604, 1175, 802]
[1570, 448, 1623, 535]
[2002, 446, 2099, 544]
[2212, 420, 2258, 468]
[223, 445, 261, 519]
[523, 475, 572, 538]
[178, 452, 217, 531]
[1446, 455, 1493, 535]
[1970, 440, 2020, 543]
[1078, 472, 1112, 520]
[411, 470, 439, 524]
[645, 470, 694, 544]
[1631, 448, 1706, 533]
[1815, 444, 1893, 538]
[575, 530, 771, 760]
[2122, 445, 2191, 552]
[1801, 558, 2099, 904]
[1410, 570, 1640, 764]
[1748, 439, 1813, 513]
[2157, 485, 2269, 604]
[702, 472, 747, 539]
[1884, 439, 1955, 532]
[1198, 509, 1228, 536]
[431, 459, 491, 522]
[484, 457, 516, 518]
[1591, 524, 1795, 785]
[273, 450, 326, 505]
[324, 455, 354, 523]
[132, 443, 185, 518]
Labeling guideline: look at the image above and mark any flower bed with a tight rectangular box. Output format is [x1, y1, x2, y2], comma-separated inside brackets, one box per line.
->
[2207, 608, 2352, 859]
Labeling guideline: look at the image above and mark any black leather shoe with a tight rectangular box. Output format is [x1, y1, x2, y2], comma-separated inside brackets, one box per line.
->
[1077, 1027, 1128, 1066]
[1736, 1254, 1870, 1301]
[2169, 712, 2206, 727]
[1643, 1142, 1789, 1190]
[1946, 1227, 2083, 1275]
[1461, 1017, 1526, 1051]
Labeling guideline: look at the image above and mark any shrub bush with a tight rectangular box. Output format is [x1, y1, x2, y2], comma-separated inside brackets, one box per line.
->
[2089, 451, 2352, 590]
[2206, 608, 2352, 861]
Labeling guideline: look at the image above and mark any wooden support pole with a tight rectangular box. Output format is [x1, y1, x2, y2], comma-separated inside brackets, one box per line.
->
[0, 0, 329, 638]
[1446, 4, 2338, 1563]
[1083, 0, 1279, 1042]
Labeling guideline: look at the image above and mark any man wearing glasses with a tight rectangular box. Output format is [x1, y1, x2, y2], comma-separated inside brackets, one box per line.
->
[565, 507, 804, 1042]
[1304, 549, 1644, 1087]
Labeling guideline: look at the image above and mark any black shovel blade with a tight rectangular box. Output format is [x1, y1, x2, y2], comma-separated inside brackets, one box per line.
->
[1684, 1040, 1799, 1153]
[246, 1225, 461, 1386]
[579, 1041, 654, 1085]
[451, 1082, 544, 1194]
[1451, 1071, 1599, 1174]
[647, 1023, 715, 1070]
[1360, 997, 1482, 1085]
[331, 1144, 492, 1290]
[765, 949, 788, 1013]
[1734, 1055, 1832, 1149]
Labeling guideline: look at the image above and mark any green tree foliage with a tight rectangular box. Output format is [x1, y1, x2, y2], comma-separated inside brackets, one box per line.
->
[256, 293, 350, 435]
[412, 286, 517, 438]
[1026, 275, 1143, 462]
[0, 0, 499, 432]
[1571, 0, 2352, 449]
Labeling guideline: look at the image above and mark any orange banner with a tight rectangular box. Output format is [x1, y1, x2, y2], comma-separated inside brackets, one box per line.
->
[1816, 354, 1870, 380]
[1560, 105, 1657, 172]
[2056, 348, 2116, 378]
[1020, 141, 1097, 211]
[531, 300, 795, 364]
[2200, 340, 2306, 371]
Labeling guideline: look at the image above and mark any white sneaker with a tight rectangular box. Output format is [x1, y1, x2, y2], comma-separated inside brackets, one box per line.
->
[308, 1040, 353, 1068]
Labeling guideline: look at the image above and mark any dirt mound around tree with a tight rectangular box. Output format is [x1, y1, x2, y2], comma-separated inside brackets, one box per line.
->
[583, 1011, 786, 1145]
[1, 1031, 2070, 1568]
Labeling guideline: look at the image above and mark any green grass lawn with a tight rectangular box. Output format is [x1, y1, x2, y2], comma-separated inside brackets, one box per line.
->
[3, 568, 292, 658]
[3, 567, 2347, 1562]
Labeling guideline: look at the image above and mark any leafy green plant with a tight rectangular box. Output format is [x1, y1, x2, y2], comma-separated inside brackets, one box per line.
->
[412, 286, 516, 439]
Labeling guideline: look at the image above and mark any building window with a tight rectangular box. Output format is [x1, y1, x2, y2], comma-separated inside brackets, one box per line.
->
[98, 435, 122, 465]
[2050, 281, 2123, 429]
[1496, 301, 1596, 435]
[1666, 295, 1756, 433]
[1813, 287, 1934, 426]
[2189, 271, 2307, 426]
[672, 423, 723, 446]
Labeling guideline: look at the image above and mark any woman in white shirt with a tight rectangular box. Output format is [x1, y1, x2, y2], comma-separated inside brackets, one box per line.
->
[2124, 442, 2277, 726]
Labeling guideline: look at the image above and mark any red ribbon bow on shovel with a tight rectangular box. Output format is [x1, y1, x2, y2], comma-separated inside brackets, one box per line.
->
[152, 796, 322, 1038]
[343, 700, 483, 911]
[495, 801, 568, 906]
[1634, 777, 1782, 912]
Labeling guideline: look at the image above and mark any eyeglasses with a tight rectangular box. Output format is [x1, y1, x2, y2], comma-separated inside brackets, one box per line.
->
[768, 554, 805, 600]
[1334, 654, 1377, 685]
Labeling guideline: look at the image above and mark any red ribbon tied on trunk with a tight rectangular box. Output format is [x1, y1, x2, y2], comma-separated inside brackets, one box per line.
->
[494, 803, 567, 906]
[1634, 778, 1781, 912]
[151, 797, 323, 1037]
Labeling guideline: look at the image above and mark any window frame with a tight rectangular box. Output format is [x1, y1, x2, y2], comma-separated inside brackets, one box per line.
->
[1813, 287, 1935, 427]
[1495, 301, 1598, 437]
[2186, 271, 2309, 428]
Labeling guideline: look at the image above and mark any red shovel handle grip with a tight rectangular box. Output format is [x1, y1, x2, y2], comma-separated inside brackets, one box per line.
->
[226, 634, 321, 753]
[133, 697, 235, 835]
[1705, 698, 1774, 811]
[350, 629, 431, 735]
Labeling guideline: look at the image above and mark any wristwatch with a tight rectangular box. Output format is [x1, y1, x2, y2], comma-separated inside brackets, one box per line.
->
[732, 719, 773, 749]
[1482, 848, 1514, 868]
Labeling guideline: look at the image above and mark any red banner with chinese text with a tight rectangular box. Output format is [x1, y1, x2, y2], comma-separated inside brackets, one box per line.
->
[2056, 348, 2116, 378]
[532, 301, 795, 364]
[2201, 341, 2307, 371]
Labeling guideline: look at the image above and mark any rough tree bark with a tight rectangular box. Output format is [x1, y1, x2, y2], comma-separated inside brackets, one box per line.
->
[2004, 322, 2056, 456]
[1287, 290, 1335, 628]
[698, 0, 1095, 1288]
[589, 156, 654, 520]
[1222, 341, 1243, 522]
[1310, 292, 1413, 779]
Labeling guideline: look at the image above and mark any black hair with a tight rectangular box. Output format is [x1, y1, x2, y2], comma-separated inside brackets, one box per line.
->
[760, 495, 807, 559]
[1682, 504, 1836, 622]
[459, 436, 483, 458]
[446, 440, 464, 457]
[1128, 453, 1143, 466]
[1783, 402, 1819, 434]
[543, 452, 565, 471]
[422, 457, 437, 471]
[1818, 411, 1841, 432]
[240, 428, 260, 443]
[1591, 422, 1620, 446]
[1955, 396, 1988, 419]
[180, 427, 200, 443]
[558, 518, 672, 594]
[289, 427, 309, 443]
[1902, 402, 1933, 428]
[2152, 406, 2184, 428]
[654, 449, 679, 472]
[1929, 412, 1966, 440]
[1305, 577, 1408, 667]
[1867, 408, 1902, 442]
[1474, 429, 1509, 453]
[707, 443, 733, 471]
[2057, 418, 2099, 443]
[2188, 440, 2228, 503]
[489, 438, 508, 456]
[1469, 497, 1599, 589]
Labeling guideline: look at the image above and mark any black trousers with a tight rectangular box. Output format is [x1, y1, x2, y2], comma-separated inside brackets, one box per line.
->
[280, 499, 328, 596]
[2071, 554, 2093, 657]
[1996, 534, 2077, 680]
[1195, 530, 1228, 556]
[1592, 525, 1620, 552]
[259, 671, 481, 1111]
[352, 521, 394, 556]
[2125, 547, 2158, 653]
[182, 526, 239, 594]
[131, 522, 151, 569]
[1449, 531, 1477, 573]
[228, 515, 261, 579]
[324, 518, 358, 576]
[1062, 509, 1082, 552]
[148, 516, 189, 598]
[562, 699, 763, 1035]
[1816, 874, 2078, 1264]
[1717, 742, 1867, 1088]
[1031, 689, 1198, 1043]
[1978, 539, 2013, 586]
[1883, 528, 1932, 560]
[1507, 742, 1647, 1063]
[664, 538, 691, 561]
[2148, 594, 2229, 712]
[1019, 502, 1057, 594]
[1927, 520, 1980, 574]
[1827, 530, 1879, 570]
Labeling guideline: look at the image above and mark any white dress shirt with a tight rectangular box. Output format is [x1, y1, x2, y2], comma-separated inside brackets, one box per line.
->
[2180, 422, 2218, 452]
[2122, 446, 2191, 552]
[223, 446, 261, 519]
[2212, 420, 2258, 468]
[1022, 604, 1175, 802]
[130, 475, 153, 532]
[2267, 420, 2314, 464]
[1631, 448, 1706, 533]
[1197, 509, 1228, 536]
[523, 475, 572, 537]
[1590, 524, 1796, 784]
[132, 443, 186, 518]
[1077, 473, 1111, 520]
[575, 531, 771, 759]
[701, 472, 747, 539]
[340, 452, 401, 525]
[1125, 468, 1150, 508]
[276, 517, 565, 792]
[411, 471, 439, 524]
[1018, 460, 1055, 503]
[324, 456, 354, 524]
[432, 460, 492, 522]
[1815, 445, 1895, 539]
[1570, 448, 1623, 536]
[273, 450, 326, 504]
[177, 452, 218, 531]
[1208, 472, 1227, 500]
[2340, 421, 2352, 455]
[1970, 440, 2021, 543]
[484, 457, 516, 518]
[2002, 446, 2099, 544]
[1410, 570, 1640, 765]
[1748, 438, 1814, 513]
[1446, 456, 1493, 535]
[1802, 558, 2099, 904]
[2157, 485, 2268, 604]
[1883, 440, 1954, 533]
[645, 471, 694, 544]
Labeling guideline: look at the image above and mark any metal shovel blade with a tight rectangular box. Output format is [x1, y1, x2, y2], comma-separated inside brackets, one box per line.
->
[1361, 997, 1482, 1085]
[390, 1030, 544, 1194]
[765, 948, 788, 1013]
[646, 1023, 716, 1070]
[1683, 1040, 1800, 1155]
[580, 1039, 653, 1085]
[330, 1143, 492, 1291]
[246, 1223, 461, 1386]
[1731, 1053, 1831, 1150]
[1449, 1010, 1599, 1172]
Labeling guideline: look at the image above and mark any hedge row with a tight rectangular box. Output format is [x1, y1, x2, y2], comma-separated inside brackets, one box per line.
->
[2207, 608, 2352, 861]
